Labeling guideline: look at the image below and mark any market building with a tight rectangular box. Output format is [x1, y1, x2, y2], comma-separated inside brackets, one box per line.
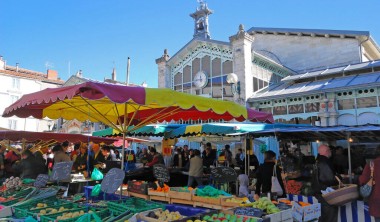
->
[156, 1, 380, 126]
[0, 56, 64, 131]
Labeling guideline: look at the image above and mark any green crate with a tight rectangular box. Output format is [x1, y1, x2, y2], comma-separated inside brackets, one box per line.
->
[14, 200, 76, 219]
[107, 197, 165, 216]
[14, 187, 36, 198]
[40, 208, 109, 222]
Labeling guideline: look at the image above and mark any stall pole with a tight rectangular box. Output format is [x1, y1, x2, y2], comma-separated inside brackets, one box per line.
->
[346, 132, 352, 183]
[242, 135, 247, 175]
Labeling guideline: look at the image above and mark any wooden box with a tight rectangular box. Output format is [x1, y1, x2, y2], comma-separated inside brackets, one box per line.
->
[168, 188, 192, 201]
[148, 189, 168, 197]
[192, 195, 221, 205]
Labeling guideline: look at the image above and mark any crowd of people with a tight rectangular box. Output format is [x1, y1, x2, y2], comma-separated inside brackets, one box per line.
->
[2, 140, 378, 221]
[0, 142, 131, 181]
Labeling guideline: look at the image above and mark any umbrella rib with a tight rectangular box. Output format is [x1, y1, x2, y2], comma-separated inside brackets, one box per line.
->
[62, 98, 121, 132]
[132, 107, 182, 130]
[126, 104, 140, 131]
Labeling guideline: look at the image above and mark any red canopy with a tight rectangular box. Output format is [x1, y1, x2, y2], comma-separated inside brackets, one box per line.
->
[0, 130, 117, 144]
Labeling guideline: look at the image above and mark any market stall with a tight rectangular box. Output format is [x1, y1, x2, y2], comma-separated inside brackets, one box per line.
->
[3, 81, 273, 171]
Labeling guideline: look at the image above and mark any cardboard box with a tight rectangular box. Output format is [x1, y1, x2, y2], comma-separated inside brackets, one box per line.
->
[292, 201, 321, 222]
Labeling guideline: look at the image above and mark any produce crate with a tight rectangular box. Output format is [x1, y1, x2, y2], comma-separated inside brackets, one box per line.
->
[169, 198, 194, 206]
[13, 198, 72, 218]
[127, 181, 148, 195]
[39, 208, 108, 222]
[148, 188, 169, 197]
[84, 186, 127, 201]
[220, 196, 247, 207]
[137, 205, 209, 222]
[189, 209, 264, 222]
[107, 197, 165, 216]
[128, 191, 149, 200]
[192, 195, 222, 205]
[168, 188, 192, 201]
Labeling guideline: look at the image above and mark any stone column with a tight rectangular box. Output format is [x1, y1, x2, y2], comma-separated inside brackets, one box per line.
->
[328, 98, 339, 126]
[229, 24, 254, 104]
[155, 49, 170, 88]
[318, 98, 330, 126]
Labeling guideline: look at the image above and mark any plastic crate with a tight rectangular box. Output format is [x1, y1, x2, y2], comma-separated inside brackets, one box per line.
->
[107, 197, 165, 216]
[39, 208, 108, 222]
[84, 186, 127, 201]
[165, 204, 210, 217]
[14, 200, 76, 219]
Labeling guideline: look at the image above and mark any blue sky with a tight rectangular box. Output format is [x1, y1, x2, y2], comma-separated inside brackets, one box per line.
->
[1, 0, 379, 88]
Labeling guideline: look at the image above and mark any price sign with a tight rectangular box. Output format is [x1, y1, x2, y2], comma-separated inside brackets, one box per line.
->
[34, 174, 49, 188]
[50, 161, 73, 181]
[153, 164, 170, 183]
[234, 207, 263, 218]
[211, 166, 237, 183]
[101, 168, 125, 194]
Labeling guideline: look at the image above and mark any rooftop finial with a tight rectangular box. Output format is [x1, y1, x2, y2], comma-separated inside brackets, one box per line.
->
[191, 0, 213, 39]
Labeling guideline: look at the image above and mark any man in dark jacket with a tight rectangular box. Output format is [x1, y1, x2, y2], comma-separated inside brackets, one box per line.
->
[312, 144, 339, 222]
[255, 150, 285, 200]
[13, 150, 46, 179]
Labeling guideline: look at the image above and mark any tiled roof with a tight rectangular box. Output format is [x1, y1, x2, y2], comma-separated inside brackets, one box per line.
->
[0, 66, 64, 85]
[248, 27, 370, 38]
[249, 71, 380, 100]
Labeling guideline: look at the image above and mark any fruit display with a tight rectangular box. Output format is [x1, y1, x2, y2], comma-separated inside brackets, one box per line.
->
[200, 212, 259, 222]
[38, 206, 73, 215]
[145, 209, 183, 221]
[286, 180, 302, 195]
[152, 182, 170, 192]
[224, 197, 248, 204]
[251, 197, 281, 214]
[3, 176, 22, 189]
[170, 187, 194, 193]
[55, 210, 86, 220]
[0, 196, 15, 202]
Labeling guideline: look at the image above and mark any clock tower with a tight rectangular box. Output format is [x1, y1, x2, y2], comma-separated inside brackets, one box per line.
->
[190, 0, 213, 39]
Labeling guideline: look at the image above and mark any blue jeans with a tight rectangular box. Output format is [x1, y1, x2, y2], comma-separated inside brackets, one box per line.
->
[188, 176, 203, 187]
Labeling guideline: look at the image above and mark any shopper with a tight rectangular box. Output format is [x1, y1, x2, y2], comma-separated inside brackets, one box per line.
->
[188, 150, 203, 187]
[312, 144, 339, 222]
[52, 144, 70, 163]
[12, 150, 46, 179]
[223, 144, 233, 167]
[173, 148, 185, 168]
[359, 145, 380, 221]
[146, 148, 164, 167]
[235, 148, 245, 171]
[254, 150, 285, 200]
[73, 143, 88, 174]
[90, 143, 105, 170]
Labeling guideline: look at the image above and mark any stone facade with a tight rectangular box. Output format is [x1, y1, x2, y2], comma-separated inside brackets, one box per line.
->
[157, 2, 380, 126]
[0, 56, 64, 131]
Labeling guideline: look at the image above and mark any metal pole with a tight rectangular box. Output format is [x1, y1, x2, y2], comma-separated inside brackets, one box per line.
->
[347, 133, 352, 183]
[242, 135, 247, 175]
[126, 57, 130, 85]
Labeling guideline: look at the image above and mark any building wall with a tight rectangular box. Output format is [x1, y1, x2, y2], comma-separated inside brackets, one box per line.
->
[0, 74, 61, 131]
[253, 34, 361, 73]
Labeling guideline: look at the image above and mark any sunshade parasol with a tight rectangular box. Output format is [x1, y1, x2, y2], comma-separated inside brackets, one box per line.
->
[92, 124, 185, 137]
[166, 123, 309, 138]
[0, 130, 117, 144]
[3, 81, 273, 168]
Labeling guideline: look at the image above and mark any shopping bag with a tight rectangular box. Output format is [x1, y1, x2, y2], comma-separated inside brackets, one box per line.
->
[91, 168, 104, 181]
[91, 184, 101, 197]
[271, 165, 283, 196]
